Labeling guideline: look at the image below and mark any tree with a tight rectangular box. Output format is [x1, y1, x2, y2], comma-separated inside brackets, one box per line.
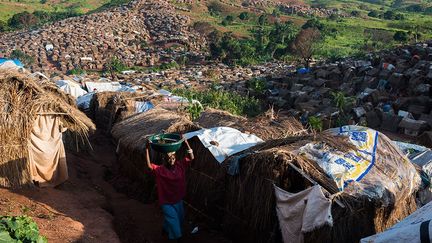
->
[393, 31, 409, 42]
[238, 12, 249, 20]
[266, 21, 297, 58]
[258, 14, 267, 26]
[351, 10, 361, 17]
[302, 18, 324, 31]
[8, 11, 39, 29]
[291, 28, 321, 68]
[0, 20, 7, 32]
[368, 10, 379, 18]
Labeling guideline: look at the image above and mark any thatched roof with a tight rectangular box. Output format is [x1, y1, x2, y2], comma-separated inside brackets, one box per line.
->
[112, 108, 199, 151]
[0, 70, 95, 187]
[223, 129, 420, 242]
[89, 91, 165, 131]
[195, 108, 307, 140]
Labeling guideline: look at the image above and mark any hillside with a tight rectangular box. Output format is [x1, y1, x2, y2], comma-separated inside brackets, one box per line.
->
[0, 0, 110, 21]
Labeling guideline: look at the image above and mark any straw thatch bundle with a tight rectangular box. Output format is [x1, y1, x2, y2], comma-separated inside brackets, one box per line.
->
[0, 70, 95, 187]
[221, 130, 420, 243]
[111, 108, 199, 201]
[89, 91, 164, 131]
[195, 108, 307, 140]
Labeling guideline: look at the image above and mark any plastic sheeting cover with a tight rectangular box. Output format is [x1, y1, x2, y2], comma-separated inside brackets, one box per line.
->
[56, 80, 87, 98]
[85, 82, 123, 92]
[185, 127, 264, 163]
[297, 125, 421, 202]
[299, 126, 378, 190]
[76, 92, 94, 110]
[135, 101, 154, 113]
[361, 200, 432, 243]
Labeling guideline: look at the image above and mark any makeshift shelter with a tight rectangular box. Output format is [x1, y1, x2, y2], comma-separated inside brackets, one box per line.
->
[195, 108, 307, 140]
[173, 109, 305, 222]
[55, 80, 88, 98]
[361, 200, 432, 243]
[0, 58, 24, 70]
[220, 126, 420, 243]
[89, 91, 163, 131]
[111, 108, 199, 201]
[0, 70, 94, 187]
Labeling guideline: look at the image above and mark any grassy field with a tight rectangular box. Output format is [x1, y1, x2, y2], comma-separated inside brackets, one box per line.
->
[0, 0, 109, 21]
[177, 0, 432, 59]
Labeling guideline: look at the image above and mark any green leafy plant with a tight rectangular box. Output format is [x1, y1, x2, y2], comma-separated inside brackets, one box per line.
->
[308, 116, 323, 132]
[246, 78, 267, 94]
[67, 67, 86, 75]
[106, 57, 127, 73]
[331, 91, 356, 126]
[330, 91, 355, 114]
[186, 100, 204, 120]
[0, 216, 47, 243]
[172, 88, 263, 117]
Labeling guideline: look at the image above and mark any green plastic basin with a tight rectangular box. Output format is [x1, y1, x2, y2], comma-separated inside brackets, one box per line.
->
[149, 133, 184, 153]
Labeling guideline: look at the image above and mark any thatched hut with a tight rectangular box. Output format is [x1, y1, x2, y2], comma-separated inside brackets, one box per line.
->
[111, 108, 199, 201]
[89, 91, 164, 132]
[220, 126, 421, 243]
[195, 108, 307, 140]
[178, 108, 308, 222]
[0, 70, 95, 187]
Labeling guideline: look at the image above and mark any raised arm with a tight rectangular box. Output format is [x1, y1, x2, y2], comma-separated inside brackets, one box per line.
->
[145, 140, 153, 170]
[183, 135, 194, 160]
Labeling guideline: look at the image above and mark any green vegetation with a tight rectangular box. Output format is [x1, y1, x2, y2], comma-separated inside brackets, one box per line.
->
[308, 116, 323, 132]
[67, 67, 86, 75]
[208, 21, 298, 65]
[0, 215, 47, 243]
[331, 91, 356, 126]
[246, 77, 267, 94]
[10, 50, 34, 66]
[106, 56, 127, 73]
[172, 87, 263, 117]
[183, 0, 432, 64]
[0, 0, 134, 31]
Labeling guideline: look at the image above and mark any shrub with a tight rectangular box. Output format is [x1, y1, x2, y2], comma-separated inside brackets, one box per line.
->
[368, 10, 379, 18]
[8, 12, 39, 29]
[106, 57, 127, 73]
[239, 12, 249, 20]
[172, 88, 263, 117]
[10, 50, 34, 66]
[393, 31, 409, 42]
[308, 116, 323, 132]
[246, 77, 267, 94]
[0, 215, 47, 243]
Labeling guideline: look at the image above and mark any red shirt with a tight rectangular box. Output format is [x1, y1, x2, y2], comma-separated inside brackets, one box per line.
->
[151, 157, 191, 205]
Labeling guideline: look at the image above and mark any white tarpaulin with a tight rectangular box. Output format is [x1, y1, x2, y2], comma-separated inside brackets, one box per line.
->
[361, 200, 432, 243]
[185, 127, 263, 163]
[77, 92, 95, 110]
[85, 82, 122, 92]
[56, 80, 87, 98]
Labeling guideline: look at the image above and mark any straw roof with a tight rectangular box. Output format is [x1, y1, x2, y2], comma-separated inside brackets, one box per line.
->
[223, 129, 420, 242]
[90, 91, 165, 131]
[0, 70, 95, 187]
[195, 108, 307, 140]
[112, 108, 199, 151]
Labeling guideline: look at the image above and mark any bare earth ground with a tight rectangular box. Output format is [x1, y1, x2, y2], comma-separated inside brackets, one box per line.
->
[0, 133, 228, 243]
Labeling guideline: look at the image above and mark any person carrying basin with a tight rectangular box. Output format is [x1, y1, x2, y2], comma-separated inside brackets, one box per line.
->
[145, 133, 194, 242]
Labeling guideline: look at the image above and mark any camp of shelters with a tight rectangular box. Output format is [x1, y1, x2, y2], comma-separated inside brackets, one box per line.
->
[1, 67, 432, 243]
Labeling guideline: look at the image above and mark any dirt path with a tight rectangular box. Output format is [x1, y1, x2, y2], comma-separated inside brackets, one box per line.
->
[0, 133, 228, 243]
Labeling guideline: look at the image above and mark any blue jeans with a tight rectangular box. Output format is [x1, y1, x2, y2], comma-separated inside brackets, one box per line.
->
[161, 201, 184, 240]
